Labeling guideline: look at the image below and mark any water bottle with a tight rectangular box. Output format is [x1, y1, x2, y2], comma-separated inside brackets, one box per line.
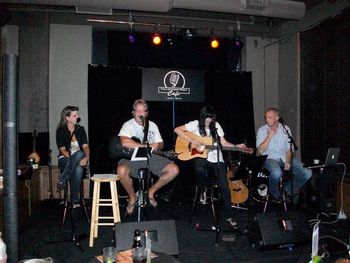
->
[0, 232, 7, 263]
[145, 230, 151, 263]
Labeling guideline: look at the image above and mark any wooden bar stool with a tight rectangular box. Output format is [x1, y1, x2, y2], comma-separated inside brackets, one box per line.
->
[89, 174, 121, 247]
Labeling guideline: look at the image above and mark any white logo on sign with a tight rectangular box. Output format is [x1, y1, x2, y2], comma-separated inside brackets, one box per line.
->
[158, 71, 190, 97]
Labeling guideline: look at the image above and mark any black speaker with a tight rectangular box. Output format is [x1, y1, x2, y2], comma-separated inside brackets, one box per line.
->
[114, 220, 179, 255]
[250, 211, 310, 249]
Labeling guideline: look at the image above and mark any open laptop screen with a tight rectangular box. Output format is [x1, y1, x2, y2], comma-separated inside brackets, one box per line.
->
[324, 147, 340, 166]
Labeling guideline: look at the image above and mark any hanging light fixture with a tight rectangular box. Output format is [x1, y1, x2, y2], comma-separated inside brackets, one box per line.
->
[209, 29, 219, 49]
[233, 32, 243, 50]
[126, 12, 136, 44]
[152, 27, 162, 46]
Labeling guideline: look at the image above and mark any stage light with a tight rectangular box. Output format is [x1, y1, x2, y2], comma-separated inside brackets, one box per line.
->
[166, 26, 175, 47]
[180, 28, 196, 41]
[152, 33, 162, 45]
[233, 34, 244, 50]
[127, 33, 136, 44]
[210, 38, 220, 49]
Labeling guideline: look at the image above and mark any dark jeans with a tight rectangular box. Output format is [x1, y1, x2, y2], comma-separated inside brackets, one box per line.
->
[263, 158, 312, 199]
[193, 158, 232, 219]
[58, 150, 84, 203]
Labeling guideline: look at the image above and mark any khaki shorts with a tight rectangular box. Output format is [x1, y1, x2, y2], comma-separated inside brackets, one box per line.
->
[118, 155, 172, 178]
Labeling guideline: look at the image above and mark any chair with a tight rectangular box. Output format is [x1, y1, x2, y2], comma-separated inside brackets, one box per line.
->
[89, 173, 121, 247]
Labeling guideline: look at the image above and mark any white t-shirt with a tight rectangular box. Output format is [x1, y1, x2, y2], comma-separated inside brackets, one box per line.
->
[118, 118, 163, 144]
[185, 120, 225, 163]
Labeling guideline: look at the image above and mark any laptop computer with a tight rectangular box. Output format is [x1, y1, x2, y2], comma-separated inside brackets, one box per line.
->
[308, 147, 340, 169]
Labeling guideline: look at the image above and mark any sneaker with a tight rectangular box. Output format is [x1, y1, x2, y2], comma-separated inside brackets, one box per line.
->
[57, 181, 65, 191]
[225, 217, 238, 227]
[199, 189, 207, 204]
[73, 203, 80, 208]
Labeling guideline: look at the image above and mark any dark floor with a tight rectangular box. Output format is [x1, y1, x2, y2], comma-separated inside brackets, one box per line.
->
[18, 194, 350, 263]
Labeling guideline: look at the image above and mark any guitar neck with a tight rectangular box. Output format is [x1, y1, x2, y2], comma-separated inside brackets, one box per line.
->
[205, 145, 241, 152]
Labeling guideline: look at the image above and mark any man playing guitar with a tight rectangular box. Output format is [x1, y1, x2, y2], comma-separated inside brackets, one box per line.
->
[117, 99, 179, 215]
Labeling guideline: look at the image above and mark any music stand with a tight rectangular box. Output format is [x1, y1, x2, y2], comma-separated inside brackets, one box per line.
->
[233, 155, 268, 234]
[234, 155, 268, 181]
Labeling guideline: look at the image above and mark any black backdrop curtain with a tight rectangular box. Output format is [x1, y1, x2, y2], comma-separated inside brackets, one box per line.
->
[300, 8, 350, 164]
[88, 65, 255, 174]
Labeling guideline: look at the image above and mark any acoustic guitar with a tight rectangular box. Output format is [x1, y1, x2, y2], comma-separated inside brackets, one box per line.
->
[226, 162, 249, 204]
[109, 135, 178, 160]
[27, 130, 40, 164]
[175, 131, 254, 161]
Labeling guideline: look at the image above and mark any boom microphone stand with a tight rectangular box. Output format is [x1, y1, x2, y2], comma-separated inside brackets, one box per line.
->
[135, 117, 156, 221]
[196, 129, 240, 244]
[280, 120, 298, 208]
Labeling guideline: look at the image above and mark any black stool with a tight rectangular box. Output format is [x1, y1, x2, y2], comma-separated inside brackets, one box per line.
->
[191, 169, 217, 222]
[61, 168, 90, 228]
[263, 174, 288, 213]
[135, 168, 158, 221]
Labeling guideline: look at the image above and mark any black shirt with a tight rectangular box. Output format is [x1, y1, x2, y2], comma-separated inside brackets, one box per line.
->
[56, 125, 88, 156]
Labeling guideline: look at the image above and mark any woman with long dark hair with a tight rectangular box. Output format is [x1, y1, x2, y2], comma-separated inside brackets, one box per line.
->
[175, 105, 246, 227]
[56, 105, 90, 207]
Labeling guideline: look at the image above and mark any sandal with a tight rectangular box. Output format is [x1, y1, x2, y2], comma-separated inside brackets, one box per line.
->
[148, 197, 158, 208]
[126, 201, 137, 215]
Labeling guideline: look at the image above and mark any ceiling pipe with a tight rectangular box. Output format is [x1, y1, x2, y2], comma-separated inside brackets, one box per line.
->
[3, 0, 305, 20]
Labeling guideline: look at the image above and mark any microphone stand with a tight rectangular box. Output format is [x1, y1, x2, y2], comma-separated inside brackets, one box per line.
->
[136, 118, 153, 221]
[281, 122, 298, 209]
[48, 149, 53, 200]
[196, 128, 240, 244]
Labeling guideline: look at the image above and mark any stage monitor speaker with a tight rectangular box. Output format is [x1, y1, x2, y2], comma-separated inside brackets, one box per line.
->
[114, 220, 179, 255]
[250, 211, 310, 250]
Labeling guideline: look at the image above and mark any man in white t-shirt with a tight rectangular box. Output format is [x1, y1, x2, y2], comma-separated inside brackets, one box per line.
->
[117, 99, 179, 215]
[174, 105, 246, 227]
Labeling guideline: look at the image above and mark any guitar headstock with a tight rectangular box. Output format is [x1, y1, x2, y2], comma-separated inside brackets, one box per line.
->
[164, 150, 178, 160]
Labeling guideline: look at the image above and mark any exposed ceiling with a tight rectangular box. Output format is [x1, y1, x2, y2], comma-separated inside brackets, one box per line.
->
[1, 0, 327, 38]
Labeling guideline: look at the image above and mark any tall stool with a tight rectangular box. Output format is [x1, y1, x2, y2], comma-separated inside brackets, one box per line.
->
[263, 175, 288, 213]
[61, 180, 90, 228]
[134, 168, 158, 221]
[191, 169, 217, 222]
[89, 174, 121, 247]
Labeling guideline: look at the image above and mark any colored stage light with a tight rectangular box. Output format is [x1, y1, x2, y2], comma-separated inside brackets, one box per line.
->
[152, 33, 162, 45]
[210, 38, 219, 49]
[127, 33, 136, 44]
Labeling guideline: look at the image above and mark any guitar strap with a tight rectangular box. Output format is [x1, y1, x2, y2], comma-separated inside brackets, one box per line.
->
[142, 120, 150, 144]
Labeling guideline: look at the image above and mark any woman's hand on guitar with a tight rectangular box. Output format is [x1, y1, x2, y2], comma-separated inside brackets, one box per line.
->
[236, 143, 254, 155]
[190, 139, 204, 152]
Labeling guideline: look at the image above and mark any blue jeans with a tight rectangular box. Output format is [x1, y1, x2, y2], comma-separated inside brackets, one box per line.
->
[263, 158, 312, 199]
[58, 150, 84, 203]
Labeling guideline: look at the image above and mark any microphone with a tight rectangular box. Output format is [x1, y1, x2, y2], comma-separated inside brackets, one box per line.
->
[140, 116, 145, 126]
[76, 117, 81, 127]
[278, 117, 285, 125]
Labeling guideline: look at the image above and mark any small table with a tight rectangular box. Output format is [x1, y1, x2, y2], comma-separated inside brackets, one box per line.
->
[91, 250, 181, 263]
